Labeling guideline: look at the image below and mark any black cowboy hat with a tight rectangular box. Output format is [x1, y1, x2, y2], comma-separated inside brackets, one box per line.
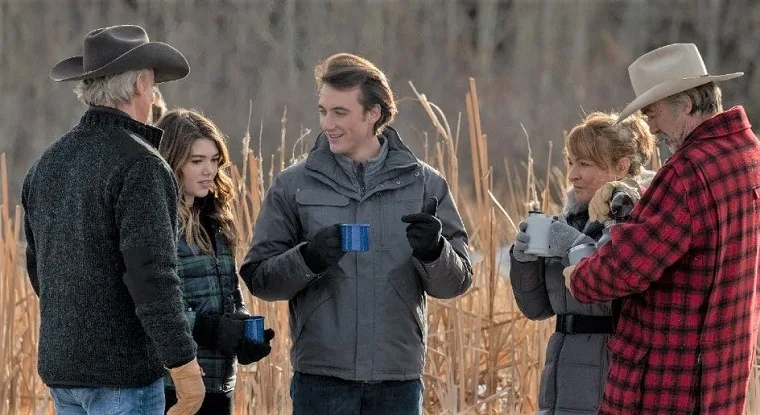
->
[49, 25, 189, 83]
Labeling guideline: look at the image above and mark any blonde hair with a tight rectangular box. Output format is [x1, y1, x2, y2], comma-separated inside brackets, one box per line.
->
[74, 69, 151, 107]
[565, 111, 655, 177]
[157, 108, 238, 254]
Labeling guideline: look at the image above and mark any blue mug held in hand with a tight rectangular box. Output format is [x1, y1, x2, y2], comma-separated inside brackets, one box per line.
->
[244, 316, 265, 344]
[340, 224, 370, 252]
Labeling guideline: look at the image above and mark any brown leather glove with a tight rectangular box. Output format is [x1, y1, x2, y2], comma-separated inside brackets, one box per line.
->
[563, 264, 577, 290]
[167, 358, 205, 415]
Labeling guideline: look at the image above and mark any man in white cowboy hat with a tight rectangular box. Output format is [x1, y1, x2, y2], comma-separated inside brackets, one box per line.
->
[564, 43, 760, 414]
[22, 25, 205, 414]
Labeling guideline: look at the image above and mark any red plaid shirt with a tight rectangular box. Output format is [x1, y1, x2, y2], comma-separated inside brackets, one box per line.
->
[570, 106, 760, 414]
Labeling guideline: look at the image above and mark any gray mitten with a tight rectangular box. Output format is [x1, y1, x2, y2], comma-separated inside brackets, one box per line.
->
[547, 220, 595, 258]
[512, 221, 538, 263]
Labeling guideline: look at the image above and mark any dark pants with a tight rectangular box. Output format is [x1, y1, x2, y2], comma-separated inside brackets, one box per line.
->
[164, 388, 234, 415]
[290, 372, 423, 415]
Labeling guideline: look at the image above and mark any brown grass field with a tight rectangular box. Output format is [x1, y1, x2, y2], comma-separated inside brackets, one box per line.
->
[1, 80, 758, 414]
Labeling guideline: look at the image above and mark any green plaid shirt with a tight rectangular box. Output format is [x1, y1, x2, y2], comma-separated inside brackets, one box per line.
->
[164, 230, 247, 393]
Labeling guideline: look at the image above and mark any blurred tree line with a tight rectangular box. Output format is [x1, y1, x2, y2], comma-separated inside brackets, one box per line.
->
[2, 0, 759, 201]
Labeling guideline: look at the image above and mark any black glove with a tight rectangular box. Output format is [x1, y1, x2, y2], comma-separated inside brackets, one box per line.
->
[192, 313, 247, 355]
[300, 224, 346, 273]
[401, 197, 444, 262]
[236, 329, 275, 365]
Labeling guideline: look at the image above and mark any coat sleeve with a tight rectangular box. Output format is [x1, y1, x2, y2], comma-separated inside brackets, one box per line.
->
[239, 172, 322, 301]
[232, 273, 250, 315]
[509, 248, 554, 320]
[412, 172, 473, 299]
[570, 163, 693, 303]
[21, 172, 39, 297]
[116, 156, 197, 368]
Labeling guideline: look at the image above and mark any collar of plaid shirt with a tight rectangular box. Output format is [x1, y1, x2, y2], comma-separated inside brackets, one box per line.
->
[680, 105, 751, 149]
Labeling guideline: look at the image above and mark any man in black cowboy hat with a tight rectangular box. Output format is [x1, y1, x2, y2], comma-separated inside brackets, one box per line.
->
[22, 25, 205, 414]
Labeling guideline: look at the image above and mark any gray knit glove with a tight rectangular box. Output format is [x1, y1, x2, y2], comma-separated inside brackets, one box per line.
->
[547, 220, 595, 264]
[512, 221, 538, 263]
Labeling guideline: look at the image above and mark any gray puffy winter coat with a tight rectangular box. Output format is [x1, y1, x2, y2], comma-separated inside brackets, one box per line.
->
[510, 206, 611, 415]
[240, 127, 472, 382]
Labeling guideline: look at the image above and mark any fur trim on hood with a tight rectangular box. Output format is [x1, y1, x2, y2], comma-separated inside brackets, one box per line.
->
[636, 168, 656, 188]
[561, 168, 657, 216]
[562, 187, 588, 217]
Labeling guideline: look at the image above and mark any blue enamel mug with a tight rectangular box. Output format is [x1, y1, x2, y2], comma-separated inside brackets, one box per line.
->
[340, 224, 370, 252]
[244, 316, 265, 344]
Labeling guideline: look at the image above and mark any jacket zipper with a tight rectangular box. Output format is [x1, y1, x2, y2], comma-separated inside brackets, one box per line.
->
[211, 233, 231, 384]
[688, 352, 702, 414]
[356, 163, 366, 195]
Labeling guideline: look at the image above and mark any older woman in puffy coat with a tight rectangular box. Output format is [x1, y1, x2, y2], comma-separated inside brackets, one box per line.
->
[509, 112, 655, 415]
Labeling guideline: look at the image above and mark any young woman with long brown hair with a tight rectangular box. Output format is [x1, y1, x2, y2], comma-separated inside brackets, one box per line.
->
[158, 108, 274, 414]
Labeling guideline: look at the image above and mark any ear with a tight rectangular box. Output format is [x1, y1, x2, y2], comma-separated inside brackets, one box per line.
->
[367, 104, 381, 125]
[134, 72, 152, 98]
[615, 157, 631, 178]
[677, 95, 692, 116]
[133, 76, 141, 95]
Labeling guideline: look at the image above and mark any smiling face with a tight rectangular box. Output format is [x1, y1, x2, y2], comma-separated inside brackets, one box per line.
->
[317, 84, 381, 162]
[180, 138, 219, 205]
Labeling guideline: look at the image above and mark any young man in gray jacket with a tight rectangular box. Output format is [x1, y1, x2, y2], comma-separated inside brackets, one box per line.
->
[240, 53, 472, 414]
[23, 25, 204, 414]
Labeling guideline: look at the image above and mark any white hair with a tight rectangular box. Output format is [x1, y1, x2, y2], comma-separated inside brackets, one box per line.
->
[74, 68, 151, 107]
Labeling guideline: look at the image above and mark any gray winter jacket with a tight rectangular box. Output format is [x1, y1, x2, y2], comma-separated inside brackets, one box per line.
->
[510, 200, 610, 415]
[240, 127, 472, 382]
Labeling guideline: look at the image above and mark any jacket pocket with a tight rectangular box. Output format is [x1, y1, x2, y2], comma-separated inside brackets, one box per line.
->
[605, 336, 650, 411]
[387, 271, 425, 342]
[289, 280, 335, 343]
[377, 196, 418, 252]
[375, 270, 426, 374]
[296, 189, 350, 238]
[175, 247, 220, 315]
[538, 334, 562, 410]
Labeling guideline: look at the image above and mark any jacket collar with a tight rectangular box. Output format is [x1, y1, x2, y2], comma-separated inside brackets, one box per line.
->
[681, 106, 751, 150]
[305, 126, 419, 193]
[562, 187, 587, 217]
[80, 106, 163, 148]
[334, 136, 390, 182]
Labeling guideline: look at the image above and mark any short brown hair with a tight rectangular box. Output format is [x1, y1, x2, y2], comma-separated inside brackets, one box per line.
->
[565, 111, 655, 177]
[315, 53, 397, 135]
[664, 82, 723, 116]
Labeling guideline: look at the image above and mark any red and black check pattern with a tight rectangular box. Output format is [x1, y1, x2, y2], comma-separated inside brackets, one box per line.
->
[570, 106, 760, 414]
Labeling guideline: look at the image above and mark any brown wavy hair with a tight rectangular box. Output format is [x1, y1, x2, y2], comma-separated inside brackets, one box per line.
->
[565, 111, 655, 177]
[315, 53, 398, 135]
[157, 108, 238, 254]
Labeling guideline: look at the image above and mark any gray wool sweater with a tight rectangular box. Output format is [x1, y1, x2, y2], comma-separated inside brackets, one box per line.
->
[22, 106, 197, 387]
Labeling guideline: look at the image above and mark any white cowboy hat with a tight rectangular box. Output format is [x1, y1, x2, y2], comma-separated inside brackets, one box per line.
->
[616, 43, 743, 123]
